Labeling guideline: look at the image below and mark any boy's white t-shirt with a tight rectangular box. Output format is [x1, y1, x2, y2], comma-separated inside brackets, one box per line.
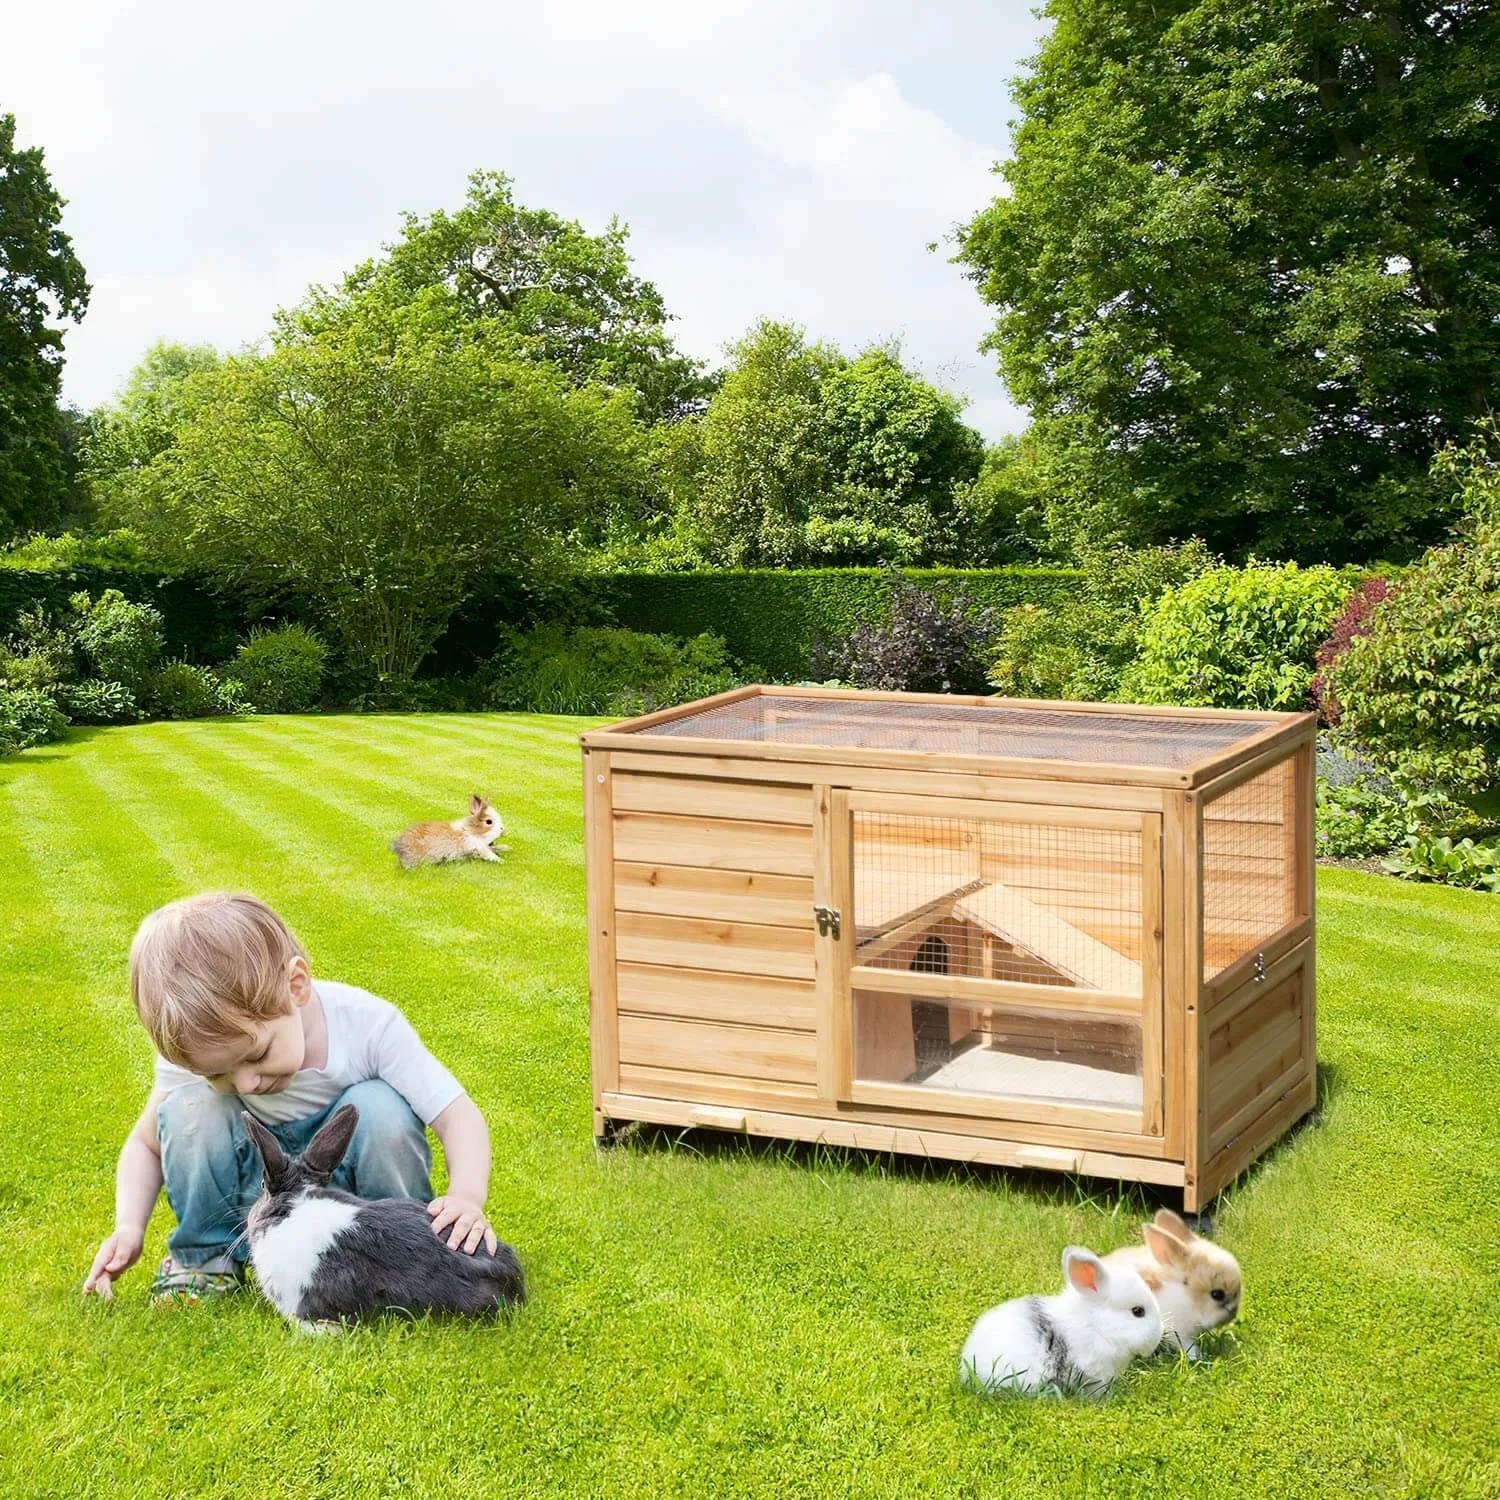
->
[153, 979, 465, 1126]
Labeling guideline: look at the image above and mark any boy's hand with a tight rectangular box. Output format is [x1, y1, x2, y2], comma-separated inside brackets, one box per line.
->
[83, 1227, 145, 1299]
[427, 1195, 498, 1256]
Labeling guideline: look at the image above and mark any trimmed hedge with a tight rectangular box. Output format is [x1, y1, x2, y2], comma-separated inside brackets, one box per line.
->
[599, 569, 1082, 678]
[0, 564, 1081, 683]
[0, 565, 259, 665]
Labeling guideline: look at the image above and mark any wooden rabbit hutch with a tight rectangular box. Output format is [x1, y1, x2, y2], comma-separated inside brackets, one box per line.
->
[581, 686, 1317, 1210]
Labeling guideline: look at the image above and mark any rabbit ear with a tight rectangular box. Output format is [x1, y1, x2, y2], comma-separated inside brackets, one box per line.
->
[1153, 1207, 1196, 1242]
[1062, 1247, 1109, 1298]
[1143, 1224, 1191, 1269]
[469, 793, 484, 815]
[242, 1112, 289, 1191]
[302, 1104, 359, 1181]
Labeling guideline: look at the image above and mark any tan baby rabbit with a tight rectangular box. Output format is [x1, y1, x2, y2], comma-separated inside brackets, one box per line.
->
[1103, 1208, 1242, 1360]
[391, 794, 508, 869]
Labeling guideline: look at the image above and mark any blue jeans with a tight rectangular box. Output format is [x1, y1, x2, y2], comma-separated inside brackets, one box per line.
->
[157, 1080, 433, 1271]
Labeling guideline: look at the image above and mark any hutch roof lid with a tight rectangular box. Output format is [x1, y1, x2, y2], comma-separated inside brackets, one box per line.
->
[590, 687, 1297, 780]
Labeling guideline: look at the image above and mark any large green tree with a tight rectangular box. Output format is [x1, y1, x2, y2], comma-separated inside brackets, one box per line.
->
[957, 0, 1500, 564]
[297, 170, 712, 424]
[0, 113, 90, 538]
[120, 293, 644, 683]
[681, 321, 984, 566]
[85, 342, 219, 518]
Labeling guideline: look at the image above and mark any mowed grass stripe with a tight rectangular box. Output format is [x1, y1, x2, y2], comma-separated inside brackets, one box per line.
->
[86, 726, 591, 1146]
[211, 717, 589, 862]
[1, 723, 1496, 1499]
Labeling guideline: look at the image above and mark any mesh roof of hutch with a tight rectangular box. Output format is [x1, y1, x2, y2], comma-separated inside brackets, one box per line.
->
[616, 691, 1285, 780]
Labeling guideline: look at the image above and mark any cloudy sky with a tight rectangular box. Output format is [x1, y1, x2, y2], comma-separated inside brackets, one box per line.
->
[5, 1, 1047, 439]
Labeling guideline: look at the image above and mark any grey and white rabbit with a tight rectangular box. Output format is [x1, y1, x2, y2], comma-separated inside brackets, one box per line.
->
[242, 1105, 525, 1330]
[959, 1246, 1162, 1396]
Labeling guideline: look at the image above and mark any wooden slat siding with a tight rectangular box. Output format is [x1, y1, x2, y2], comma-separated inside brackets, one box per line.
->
[1193, 1070, 1317, 1208]
[613, 862, 813, 928]
[612, 771, 814, 826]
[617, 1064, 820, 1106]
[602, 1092, 1186, 1185]
[616, 963, 816, 1030]
[1208, 1043, 1304, 1158]
[612, 810, 814, 877]
[606, 751, 1171, 810]
[614, 911, 815, 980]
[1203, 952, 1309, 1159]
[1207, 972, 1301, 1076]
[583, 750, 620, 1110]
[582, 728, 1199, 788]
[617, 1014, 817, 1085]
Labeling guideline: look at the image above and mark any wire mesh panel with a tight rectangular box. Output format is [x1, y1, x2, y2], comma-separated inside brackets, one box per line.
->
[846, 805, 1147, 1116]
[634, 694, 1275, 771]
[851, 811, 1145, 990]
[1202, 754, 1296, 979]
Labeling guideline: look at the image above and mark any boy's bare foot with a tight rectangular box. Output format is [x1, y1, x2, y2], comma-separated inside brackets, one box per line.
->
[148, 1257, 246, 1305]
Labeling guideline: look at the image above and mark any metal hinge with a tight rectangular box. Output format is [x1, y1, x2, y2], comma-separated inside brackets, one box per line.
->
[1253, 951, 1267, 983]
[814, 905, 841, 939]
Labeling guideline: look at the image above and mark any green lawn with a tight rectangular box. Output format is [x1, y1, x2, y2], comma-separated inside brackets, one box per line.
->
[1, 716, 1496, 1498]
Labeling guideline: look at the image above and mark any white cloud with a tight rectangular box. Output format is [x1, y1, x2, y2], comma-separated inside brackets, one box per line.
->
[4, 1, 1035, 436]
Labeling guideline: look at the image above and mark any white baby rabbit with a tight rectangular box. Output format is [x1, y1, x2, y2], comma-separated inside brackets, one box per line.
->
[1103, 1208, 1242, 1359]
[390, 794, 508, 869]
[960, 1246, 1162, 1396]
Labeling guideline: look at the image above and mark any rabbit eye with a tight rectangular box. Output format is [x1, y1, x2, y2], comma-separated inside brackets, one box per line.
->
[1211, 1289, 1226, 1303]
[1131, 1305, 1146, 1318]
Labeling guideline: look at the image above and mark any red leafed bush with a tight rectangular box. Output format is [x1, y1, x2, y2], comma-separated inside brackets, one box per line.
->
[1312, 577, 1390, 723]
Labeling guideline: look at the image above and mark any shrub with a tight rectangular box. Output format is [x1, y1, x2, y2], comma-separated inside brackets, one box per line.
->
[71, 589, 163, 694]
[485, 627, 740, 716]
[1122, 562, 1349, 710]
[149, 661, 223, 719]
[1312, 577, 1391, 723]
[816, 571, 994, 693]
[56, 679, 140, 725]
[0, 529, 150, 571]
[233, 624, 327, 713]
[1383, 833, 1500, 893]
[988, 540, 1217, 701]
[0, 604, 77, 695]
[1327, 435, 1500, 791]
[0, 687, 68, 755]
[601, 567, 1080, 680]
[211, 675, 255, 716]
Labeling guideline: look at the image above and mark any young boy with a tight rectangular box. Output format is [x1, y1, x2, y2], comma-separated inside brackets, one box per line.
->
[83, 892, 500, 1302]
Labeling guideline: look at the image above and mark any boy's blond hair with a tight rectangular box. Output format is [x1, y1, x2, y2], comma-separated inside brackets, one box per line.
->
[130, 893, 307, 1066]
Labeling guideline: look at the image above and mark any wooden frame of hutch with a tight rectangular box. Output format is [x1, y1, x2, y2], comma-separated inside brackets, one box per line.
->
[581, 686, 1317, 1211]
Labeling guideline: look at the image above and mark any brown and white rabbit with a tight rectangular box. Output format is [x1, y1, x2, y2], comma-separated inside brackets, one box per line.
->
[1103, 1208, 1242, 1359]
[391, 794, 508, 869]
[242, 1105, 525, 1330]
[959, 1246, 1162, 1396]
